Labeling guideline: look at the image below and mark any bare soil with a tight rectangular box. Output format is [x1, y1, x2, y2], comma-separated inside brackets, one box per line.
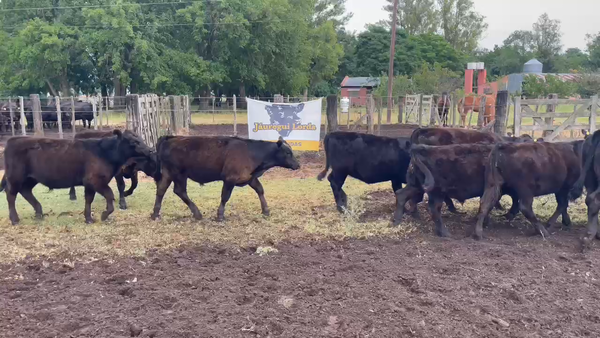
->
[2, 230, 600, 338]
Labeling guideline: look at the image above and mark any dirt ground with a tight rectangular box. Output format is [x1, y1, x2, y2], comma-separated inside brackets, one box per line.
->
[1, 229, 600, 338]
[3, 123, 600, 337]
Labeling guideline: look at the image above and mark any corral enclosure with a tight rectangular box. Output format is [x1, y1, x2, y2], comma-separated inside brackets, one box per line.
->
[1, 93, 600, 337]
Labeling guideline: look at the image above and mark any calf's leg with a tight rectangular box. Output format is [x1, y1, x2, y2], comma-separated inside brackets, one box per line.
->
[96, 185, 115, 221]
[173, 176, 202, 221]
[547, 192, 569, 229]
[217, 182, 235, 222]
[7, 185, 20, 225]
[328, 171, 348, 213]
[20, 179, 43, 220]
[69, 186, 77, 201]
[249, 178, 270, 216]
[115, 174, 128, 210]
[151, 172, 173, 220]
[84, 186, 96, 224]
[470, 184, 501, 240]
[393, 185, 421, 225]
[583, 189, 600, 245]
[124, 171, 138, 197]
[429, 195, 451, 237]
[519, 195, 550, 238]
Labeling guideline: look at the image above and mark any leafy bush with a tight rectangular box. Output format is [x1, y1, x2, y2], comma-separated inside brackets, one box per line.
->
[522, 74, 576, 98]
[576, 73, 600, 97]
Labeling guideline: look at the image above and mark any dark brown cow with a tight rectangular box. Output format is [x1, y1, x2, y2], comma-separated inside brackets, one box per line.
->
[151, 135, 300, 221]
[473, 140, 584, 240]
[67, 130, 157, 210]
[0, 130, 153, 224]
[405, 127, 534, 219]
[569, 130, 600, 247]
[393, 144, 518, 237]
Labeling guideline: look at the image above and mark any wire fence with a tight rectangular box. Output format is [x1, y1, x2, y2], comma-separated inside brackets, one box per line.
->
[0, 93, 595, 141]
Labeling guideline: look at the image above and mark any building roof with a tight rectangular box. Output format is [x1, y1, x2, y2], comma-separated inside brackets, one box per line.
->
[524, 73, 581, 82]
[341, 76, 381, 88]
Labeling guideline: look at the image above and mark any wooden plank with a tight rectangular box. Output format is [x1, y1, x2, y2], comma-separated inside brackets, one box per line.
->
[18, 97, 26, 135]
[494, 90, 508, 136]
[8, 97, 15, 136]
[30, 94, 44, 136]
[367, 94, 374, 134]
[55, 96, 63, 139]
[92, 97, 98, 130]
[521, 98, 590, 106]
[521, 112, 591, 118]
[477, 96, 486, 127]
[71, 97, 76, 136]
[514, 96, 521, 136]
[590, 95, 598, 133]
[545, 101, 592, 141]
[521, 124, 591, 132]
[233, 95, 237, 136]
[98, 95, 103, 129]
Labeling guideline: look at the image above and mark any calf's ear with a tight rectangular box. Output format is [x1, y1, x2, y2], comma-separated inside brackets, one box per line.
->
[113, 129, 123, 139]
[277, 136, 284, 147]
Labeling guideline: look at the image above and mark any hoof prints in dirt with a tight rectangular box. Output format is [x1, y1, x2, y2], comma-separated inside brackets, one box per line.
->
[1, 239, 600, 337]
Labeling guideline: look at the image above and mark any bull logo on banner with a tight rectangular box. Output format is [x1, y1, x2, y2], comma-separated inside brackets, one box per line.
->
[264, 103, 305, 137]
[246, 98, 322, 151]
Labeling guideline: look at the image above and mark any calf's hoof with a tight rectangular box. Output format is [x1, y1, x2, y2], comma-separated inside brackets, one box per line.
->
[101, 211, 111, 221]
[216, 216, 224, 222]
[35, 213, 44, 220]
[119, 201, 128, 210]
[150, 214, 160, 221]
[10, 219, 20, 226]
[435, 228, 452, 238]
[262, 210, 271, 217]
[85, 218, 96, 224]
[70, 195, 77, 201]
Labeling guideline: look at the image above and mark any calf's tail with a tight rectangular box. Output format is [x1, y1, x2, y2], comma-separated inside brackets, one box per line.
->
[483, 143, 503, 202]
[570, 130, 600, 200]
[0, 174, 6, 193]
[317, 134, 331, 181]
[410, 146, 434, 192]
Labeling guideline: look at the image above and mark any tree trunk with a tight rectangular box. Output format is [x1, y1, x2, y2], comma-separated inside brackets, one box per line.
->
[199, 87, 211, 110]
[303, 88, 308, 102]
[239, 82, 247, 109]
[59, 74, 70, 97]
[46, 80, 58, 97]
[114, 77, 125, 106]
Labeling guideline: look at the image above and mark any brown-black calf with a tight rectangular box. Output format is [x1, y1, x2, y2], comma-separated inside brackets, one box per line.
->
[474, 140, 583, 240]
[569, 130, 600, 247]
[316, 132, 417, 213]
[67, 130, 157, 210]
[393, 144, 519, 237]
[151, 135, 300, 221]
[0, 130, 153, 224]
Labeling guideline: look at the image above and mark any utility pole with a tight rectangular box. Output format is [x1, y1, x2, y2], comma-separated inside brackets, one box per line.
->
[386, 0, 399, 123]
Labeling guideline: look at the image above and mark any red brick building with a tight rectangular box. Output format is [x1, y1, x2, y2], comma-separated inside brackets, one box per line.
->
[340, 76, 381, 106]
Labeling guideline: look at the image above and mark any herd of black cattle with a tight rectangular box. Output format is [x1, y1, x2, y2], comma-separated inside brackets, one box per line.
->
[0, 99, 96, 131]
[2, 126, 600, 248]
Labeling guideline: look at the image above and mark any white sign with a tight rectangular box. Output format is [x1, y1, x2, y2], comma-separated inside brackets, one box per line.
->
[246, 98, 322, 151]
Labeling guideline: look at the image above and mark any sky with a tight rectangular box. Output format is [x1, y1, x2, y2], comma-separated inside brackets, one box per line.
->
[345, 0, 600, 51]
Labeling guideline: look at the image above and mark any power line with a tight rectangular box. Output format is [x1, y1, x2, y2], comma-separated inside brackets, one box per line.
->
[1, 19, 283, 30]
[0, 0, 221, 13]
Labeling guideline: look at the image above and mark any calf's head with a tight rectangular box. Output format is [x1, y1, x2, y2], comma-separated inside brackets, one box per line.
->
[272, 137, 300, 170]
[113, 129, 154, 160]
[265, 103, 304, 137]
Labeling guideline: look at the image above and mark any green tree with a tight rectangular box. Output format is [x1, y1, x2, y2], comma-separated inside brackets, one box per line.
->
[587, 33, 600, 71]
[522, 74, 575, 98]
[381, 0, 438, 35]
[554, 48, 589, 73]
[437, 0, 487, 53]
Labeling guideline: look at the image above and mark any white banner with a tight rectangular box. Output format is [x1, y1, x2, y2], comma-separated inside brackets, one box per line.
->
[246, 98, 322, 151]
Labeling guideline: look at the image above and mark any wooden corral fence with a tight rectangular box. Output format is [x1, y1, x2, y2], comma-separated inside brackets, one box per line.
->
[125, 94, 190, 148]
[514, 95, 599, 141]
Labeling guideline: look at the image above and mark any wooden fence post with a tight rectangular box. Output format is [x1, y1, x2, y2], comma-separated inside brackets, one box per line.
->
[19, 96, 26, 135]
[377, 97, 383, 135]
[30, 94, 44, 136]
[326, 95, 339, 133]
[398, 96, 404, 124]
[544, 93, 558, 138]
[233, 95, 237, 136]
[367, 94, 374, 134]
[417, 95, 424, 126]
[590, 95, 598, 134]
[92, 97, 98, 130]
[98, 94, 103, 129]
[514, 96, 521, 136]
[8, 97, 15, 136]
[477, 95, 486, 127]
[450, 94, 457, 127]
[55, 96, 63, 139]
[71, 97, 76, 136]
[494, 90, 509, 136]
